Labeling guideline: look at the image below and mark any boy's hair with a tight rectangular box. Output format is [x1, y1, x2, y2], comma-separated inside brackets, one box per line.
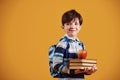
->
[62, 9, 83, 26]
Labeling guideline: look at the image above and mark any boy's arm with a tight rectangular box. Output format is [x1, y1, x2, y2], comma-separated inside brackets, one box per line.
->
[53, 41, 69, 74]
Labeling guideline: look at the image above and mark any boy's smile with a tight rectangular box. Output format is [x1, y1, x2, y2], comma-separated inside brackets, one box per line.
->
[62, 18, 81, 39]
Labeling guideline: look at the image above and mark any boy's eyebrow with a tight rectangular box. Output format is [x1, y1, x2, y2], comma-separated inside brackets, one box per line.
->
[69, 18, 79, 23]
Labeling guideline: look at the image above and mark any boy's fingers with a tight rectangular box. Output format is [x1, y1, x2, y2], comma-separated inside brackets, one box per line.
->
[74, 68, 86, 74]
[74, 69, 81, 74]
[84, 67, 88, 72]
[93, 65, 98, 72]
[94, 66, 98, 70]
[74, 66, 97, 74]
[85, 66, 98, 75]
[90, 66, 97, 73]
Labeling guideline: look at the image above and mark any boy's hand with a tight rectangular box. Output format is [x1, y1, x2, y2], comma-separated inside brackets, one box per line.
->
[74, 67, 87, 74]
[74, 65, 98, 74]
[74, 69, 84, 74]
[85, 65, 98, 75]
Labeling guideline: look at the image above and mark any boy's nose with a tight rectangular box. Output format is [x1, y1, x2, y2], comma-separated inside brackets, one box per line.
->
[70, 24, 75, 28]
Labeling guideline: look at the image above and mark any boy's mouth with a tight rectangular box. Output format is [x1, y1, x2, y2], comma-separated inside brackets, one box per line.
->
[69, 29, 76, 32]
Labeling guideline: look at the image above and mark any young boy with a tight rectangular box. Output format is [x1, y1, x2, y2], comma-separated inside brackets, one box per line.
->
[53, 9, 97, 80]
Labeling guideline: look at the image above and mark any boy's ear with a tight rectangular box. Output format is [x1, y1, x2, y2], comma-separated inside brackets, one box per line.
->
[61, 26, 64, 29]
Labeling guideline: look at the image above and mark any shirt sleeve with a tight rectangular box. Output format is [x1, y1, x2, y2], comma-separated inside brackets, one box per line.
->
[53, 41, 69, 74]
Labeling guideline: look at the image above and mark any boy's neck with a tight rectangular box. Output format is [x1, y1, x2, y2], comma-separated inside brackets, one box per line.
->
[65, 34, 78, 40]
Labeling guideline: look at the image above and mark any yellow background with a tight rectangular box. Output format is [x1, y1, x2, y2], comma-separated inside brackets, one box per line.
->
[0, 0, 120, 80]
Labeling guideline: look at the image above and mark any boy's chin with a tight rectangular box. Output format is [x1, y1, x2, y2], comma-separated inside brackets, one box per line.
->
[68, 34, 77, 37]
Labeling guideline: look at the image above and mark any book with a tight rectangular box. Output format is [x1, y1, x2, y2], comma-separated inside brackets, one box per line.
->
[69, 59, 97, 64]
[69, 65, 93, 70]
[70, 62, 96, 66]
[69, 59, 97, 70]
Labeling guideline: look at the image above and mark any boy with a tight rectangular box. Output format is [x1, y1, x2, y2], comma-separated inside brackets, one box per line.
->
[53, 9, 97, 80]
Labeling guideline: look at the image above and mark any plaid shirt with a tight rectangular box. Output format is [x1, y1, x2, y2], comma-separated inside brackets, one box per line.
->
[53, 34, 85, 78]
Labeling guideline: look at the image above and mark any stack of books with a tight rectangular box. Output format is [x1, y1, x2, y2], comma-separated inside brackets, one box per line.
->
[69, 59, 97, 70]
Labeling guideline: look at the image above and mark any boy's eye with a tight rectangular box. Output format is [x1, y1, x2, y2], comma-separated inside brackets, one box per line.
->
[66, 23, 70, 25]
[75, 22, 79, 25]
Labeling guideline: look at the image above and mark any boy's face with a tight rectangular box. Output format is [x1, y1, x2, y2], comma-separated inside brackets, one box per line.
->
[62, 18, 81, 38]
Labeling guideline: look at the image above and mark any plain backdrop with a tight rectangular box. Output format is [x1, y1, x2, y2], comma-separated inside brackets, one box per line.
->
[0, 0, 120, 80]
